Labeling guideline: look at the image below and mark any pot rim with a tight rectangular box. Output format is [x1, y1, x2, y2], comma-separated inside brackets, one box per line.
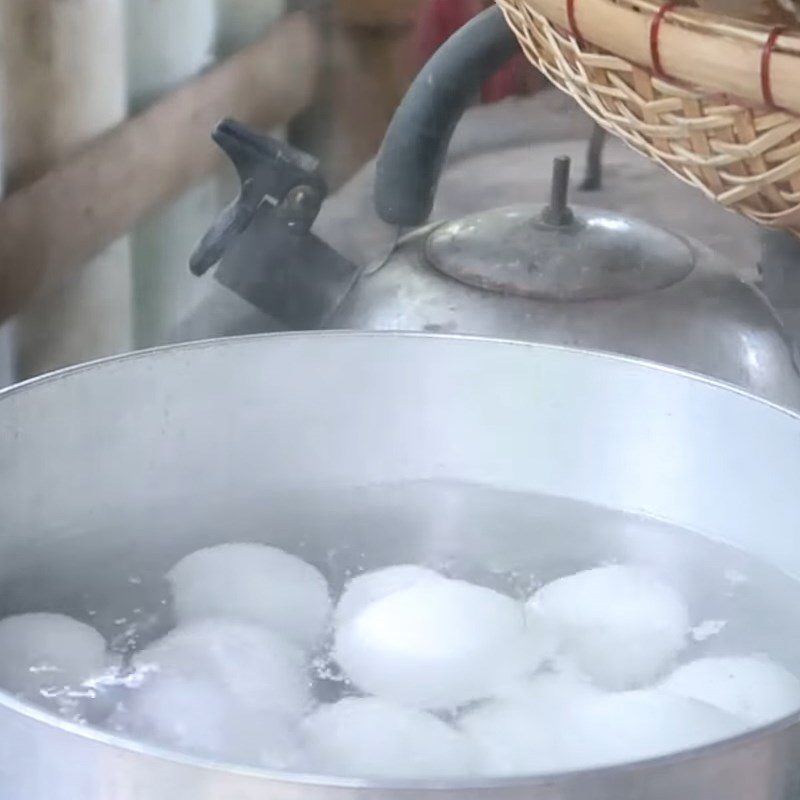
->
[2, 329, 799, 419]
[5, 686, 799, 789]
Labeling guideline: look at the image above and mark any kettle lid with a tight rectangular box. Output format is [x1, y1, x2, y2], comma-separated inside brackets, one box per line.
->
[425, 156, 695, 301]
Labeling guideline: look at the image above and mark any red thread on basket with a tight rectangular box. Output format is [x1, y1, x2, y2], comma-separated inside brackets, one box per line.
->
[566, 0, 584, 46]
[760, 26, 785, 109]
[650, 2, 678, 79]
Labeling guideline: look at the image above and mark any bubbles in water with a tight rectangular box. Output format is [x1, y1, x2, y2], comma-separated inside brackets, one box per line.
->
[528, 565, 690, 689]
[4, 487, 800, 779]
[335, 578, 548, 710]
[301, 697, 474, 778]
[168, 543, 332, 649]
[659, 656, 800, 725]
[690, 619, 727, 643]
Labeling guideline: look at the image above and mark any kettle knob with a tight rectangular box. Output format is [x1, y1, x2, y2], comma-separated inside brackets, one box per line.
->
[540, 156, 575, 227]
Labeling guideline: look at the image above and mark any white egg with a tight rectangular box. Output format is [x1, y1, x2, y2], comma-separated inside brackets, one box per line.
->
[335, 565, 444, 629]
[110, 672, 300, 768]
[167, 543, 332, 649]
[76, 658, 130, 725]
[463, 683, 742, 776]
[528, 565, 690, 689]
[301, 697, 474, 778]
[660, 656, 800, 725]
[0, 613, 108, 712]
[559, 689, 745, 769]
[462, 671, 604, 776]
[133, 618, 311, 720]
[335, 578, 547, 710]
[460, 698, 570, 776]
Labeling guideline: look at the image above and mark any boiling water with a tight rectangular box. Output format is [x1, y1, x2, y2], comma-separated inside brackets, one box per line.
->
[2, 481, 800, 773]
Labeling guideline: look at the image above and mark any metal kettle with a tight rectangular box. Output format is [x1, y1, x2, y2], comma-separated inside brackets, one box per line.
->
[191, 7, 800, 409]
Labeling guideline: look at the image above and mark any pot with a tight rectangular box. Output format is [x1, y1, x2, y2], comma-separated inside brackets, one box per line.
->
[2, 331, 800, 799]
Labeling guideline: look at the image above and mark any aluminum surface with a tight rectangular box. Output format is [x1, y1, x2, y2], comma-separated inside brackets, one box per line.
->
[2, 332, 800, 799]
[424, 204, 695, 300]
[337, 236, 800, 409]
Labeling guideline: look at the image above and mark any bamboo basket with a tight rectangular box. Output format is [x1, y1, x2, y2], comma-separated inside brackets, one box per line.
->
[496, 0, 800, 233]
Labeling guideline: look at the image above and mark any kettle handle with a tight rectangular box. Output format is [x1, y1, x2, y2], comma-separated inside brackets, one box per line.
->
[374, 6, 520, 228]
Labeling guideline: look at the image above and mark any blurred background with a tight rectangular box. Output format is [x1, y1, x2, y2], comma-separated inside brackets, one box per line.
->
[0, 0, 424, 386]
[0, 0, 760, 389]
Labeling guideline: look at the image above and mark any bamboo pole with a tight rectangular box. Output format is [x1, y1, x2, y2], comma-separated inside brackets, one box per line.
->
[0, 0, 131, 378]
[0, 12, 319, 325]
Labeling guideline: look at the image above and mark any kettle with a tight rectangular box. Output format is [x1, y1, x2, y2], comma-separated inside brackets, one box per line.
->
[191, 7, 800, 409]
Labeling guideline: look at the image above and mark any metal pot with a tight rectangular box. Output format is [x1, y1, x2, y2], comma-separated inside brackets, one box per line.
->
[2, 331, 800, 799]
[189, 8, 800, 409]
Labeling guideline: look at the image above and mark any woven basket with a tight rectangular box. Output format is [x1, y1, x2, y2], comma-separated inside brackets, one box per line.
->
[496, 0, 800, 234]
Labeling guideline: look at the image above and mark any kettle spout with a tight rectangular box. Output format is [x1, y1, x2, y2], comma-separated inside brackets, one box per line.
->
[211, 199, 362, 331]
[190, 119, 360, 330]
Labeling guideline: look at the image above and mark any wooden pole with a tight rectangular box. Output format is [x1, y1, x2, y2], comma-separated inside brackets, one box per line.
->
[0, 0, 131, 378]
[1, 0, 128, 191]
[0, 12, 319, 325]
